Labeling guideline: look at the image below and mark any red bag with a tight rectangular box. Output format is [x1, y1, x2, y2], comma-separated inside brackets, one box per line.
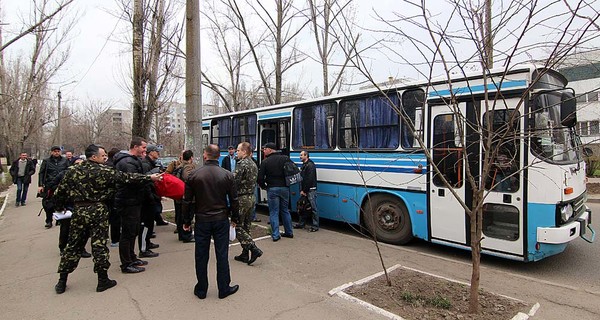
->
[154, 173, 185, 200]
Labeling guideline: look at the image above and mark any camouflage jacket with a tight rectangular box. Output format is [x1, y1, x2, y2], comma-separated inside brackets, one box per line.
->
[234, 157, 258, 196]
[54, 160, 152, 207]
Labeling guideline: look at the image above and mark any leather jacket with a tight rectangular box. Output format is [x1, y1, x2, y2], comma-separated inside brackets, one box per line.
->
[183, 160, 239, 224]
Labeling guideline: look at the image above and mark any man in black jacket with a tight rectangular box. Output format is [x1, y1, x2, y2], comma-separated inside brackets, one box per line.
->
[114, 137, 150, 273]
[294, 151, 319, 232]
[9, 152, 36, 207]
[183, 144, 240, 300]
[138, 144, 163, 258]
[257, 142, 294, 241]
[38, 146, 69, 228]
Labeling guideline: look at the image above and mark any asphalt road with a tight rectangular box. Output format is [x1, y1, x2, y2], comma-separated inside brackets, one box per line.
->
[309, 202, 600, 295]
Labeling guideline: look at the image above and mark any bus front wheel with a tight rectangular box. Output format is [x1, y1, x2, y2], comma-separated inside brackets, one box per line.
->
[363, 194, 413, 245]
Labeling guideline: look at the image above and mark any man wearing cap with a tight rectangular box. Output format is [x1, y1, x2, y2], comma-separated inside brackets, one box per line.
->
[257, 142, 294, 241]
[138, 144, 163, 258]
[38, 146, 69, 228]
[221, 145, 237, 172]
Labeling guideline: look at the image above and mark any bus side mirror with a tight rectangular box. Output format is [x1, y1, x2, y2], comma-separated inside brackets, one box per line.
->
[560, 91, 577, 127]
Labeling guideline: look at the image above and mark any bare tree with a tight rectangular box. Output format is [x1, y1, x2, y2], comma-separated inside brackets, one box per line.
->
[117, 0, 185, 139]
[306, 0, 359, 96]
[0, 0, 75, 161]
[334, 0, 599, 314]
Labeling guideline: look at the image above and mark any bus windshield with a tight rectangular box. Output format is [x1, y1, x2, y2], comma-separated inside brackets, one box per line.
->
[530, 91, 581, 164]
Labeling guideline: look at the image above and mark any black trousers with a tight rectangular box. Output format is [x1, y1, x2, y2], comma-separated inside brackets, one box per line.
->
[108, 205, 121, 244]
[194, 219, 231, 296]
[139, 202, 160, 251]
[174, 201, 193, 240]
[118, 204, 141, 269]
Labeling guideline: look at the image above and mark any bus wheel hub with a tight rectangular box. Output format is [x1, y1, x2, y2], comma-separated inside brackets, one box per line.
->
[376, 204, 400, 230]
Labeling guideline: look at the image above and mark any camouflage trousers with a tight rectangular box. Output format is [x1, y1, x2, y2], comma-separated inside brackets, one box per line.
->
[235, 194, 255, 246]
[58, 203, 110, 274]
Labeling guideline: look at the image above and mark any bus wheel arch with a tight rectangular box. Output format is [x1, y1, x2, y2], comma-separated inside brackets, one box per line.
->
[361, 193, 413, 245]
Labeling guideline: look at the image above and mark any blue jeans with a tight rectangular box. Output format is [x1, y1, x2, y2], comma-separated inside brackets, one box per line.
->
[299, 190, 319, 228]
[194, 219, 231, 296]
[267, 187, 293, 239]
[16, 176, 29, 204]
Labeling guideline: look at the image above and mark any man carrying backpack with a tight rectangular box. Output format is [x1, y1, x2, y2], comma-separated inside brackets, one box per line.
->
[257, 143, 294, 241]
[294, 151, 319, 232]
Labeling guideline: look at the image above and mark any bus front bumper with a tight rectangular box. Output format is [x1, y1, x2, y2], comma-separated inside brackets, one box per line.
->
[537, 209, 595, 244]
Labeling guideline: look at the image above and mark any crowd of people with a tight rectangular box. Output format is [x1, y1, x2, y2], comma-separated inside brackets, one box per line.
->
[7, 138, 320, 300]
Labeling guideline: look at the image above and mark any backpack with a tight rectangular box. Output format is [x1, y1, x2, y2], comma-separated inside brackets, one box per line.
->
[172, 166, 184, 181]
[283, 158, 302, 186]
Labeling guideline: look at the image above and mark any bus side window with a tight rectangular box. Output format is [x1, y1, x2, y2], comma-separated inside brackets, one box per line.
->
[483, 109, 520, 193]
[432, 114, 462, 188]
[401, 89, 425, 149]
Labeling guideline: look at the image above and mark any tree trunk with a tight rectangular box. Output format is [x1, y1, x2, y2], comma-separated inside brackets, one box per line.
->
[132, 0, 147, 138]
[469, 194, 483, 314]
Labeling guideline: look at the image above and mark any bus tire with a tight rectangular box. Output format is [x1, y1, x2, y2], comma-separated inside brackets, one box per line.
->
[363, 194, 413, 245]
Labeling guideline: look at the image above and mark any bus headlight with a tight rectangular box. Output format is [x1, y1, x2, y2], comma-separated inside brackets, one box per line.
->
[559, 204, 574, 223]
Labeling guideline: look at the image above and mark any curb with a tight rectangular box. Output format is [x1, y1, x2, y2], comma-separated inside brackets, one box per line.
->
[329, 263, 540, 320]
[0, 191, 9, 218]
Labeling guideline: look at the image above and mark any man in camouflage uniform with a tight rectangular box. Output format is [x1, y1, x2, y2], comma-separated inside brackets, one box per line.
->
[53, 144, 163, 294]
[233, 142, 262, 265]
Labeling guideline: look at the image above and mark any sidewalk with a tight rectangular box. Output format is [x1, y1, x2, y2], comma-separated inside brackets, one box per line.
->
[1, 180, 599, 319]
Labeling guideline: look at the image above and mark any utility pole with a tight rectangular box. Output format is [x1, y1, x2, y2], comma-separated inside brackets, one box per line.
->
[57, 90, 62, 148]
[185, 0, 202, 161]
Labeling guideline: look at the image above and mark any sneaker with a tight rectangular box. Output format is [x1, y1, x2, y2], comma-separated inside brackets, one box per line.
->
[252, 218, 262, 222]
[148, 242, 159, 249]
[281, 233, 294, 238]
[20, 202, 26, 206]
[15, 202, 20, 207]
[139, 250, 159, 258]
[110, 242, 119, 247]
[45, 222, 52, 229]
[293, 223, 305, 229]
[309, 227, 319, 232]
[156, 221, 169, 226]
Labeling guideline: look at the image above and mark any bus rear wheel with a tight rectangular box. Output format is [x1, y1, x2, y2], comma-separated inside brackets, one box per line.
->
[363, 194, 413, 245]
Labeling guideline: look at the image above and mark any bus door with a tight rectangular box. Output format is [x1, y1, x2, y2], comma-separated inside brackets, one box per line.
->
[257, 118, 291, 203]
[480, 106, 524, 256]
[429, 104, 467, 245]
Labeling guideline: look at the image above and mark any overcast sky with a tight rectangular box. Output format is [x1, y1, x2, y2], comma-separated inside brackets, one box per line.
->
[1, 0, 598, 110]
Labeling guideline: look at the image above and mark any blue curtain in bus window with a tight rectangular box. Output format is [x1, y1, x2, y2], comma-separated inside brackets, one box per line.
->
[218, 118, 231, 148]
[248, 115, 257, 149]
[293, 109, 303, 148]
[314, 104, 330, 149]
[358, 96, 399, 149]
[231, 115, 257, 149]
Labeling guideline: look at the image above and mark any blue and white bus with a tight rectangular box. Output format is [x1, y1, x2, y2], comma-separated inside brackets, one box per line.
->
[203, 65, 594, 262]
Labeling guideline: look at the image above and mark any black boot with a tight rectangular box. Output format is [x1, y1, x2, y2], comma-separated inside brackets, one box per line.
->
[247, 243, 263, 265]
[55, 273, 68, 294]
[234, 246, 249, 263]
[96, 270, 117, 292]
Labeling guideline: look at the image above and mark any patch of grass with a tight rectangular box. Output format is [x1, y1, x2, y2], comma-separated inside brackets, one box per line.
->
[427, 295, 452, 309]
[0, 195, 5, 208]
[400, 291, 452, 310]
[163, 209, 175, 223]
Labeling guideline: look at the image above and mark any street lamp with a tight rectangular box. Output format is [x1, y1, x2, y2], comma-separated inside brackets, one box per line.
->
[57, 81, 76, 149]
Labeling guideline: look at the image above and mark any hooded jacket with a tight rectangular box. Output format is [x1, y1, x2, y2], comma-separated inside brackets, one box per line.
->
[113, 152, 145, 206]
